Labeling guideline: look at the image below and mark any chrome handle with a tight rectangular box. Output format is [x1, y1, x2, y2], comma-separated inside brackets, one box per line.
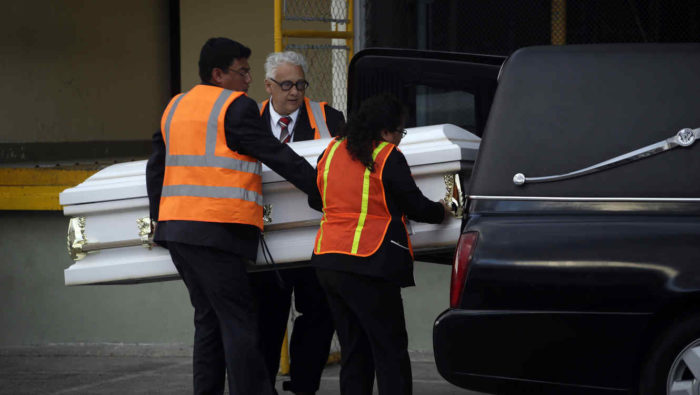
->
[514, 128, 700, 186]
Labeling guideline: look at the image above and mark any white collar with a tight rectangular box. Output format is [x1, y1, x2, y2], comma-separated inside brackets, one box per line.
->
[268, 98, 301, 141]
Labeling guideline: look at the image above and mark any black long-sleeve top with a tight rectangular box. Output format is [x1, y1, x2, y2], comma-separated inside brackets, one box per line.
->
[309, 147, 445, 287]
[146, 90, 319, 260]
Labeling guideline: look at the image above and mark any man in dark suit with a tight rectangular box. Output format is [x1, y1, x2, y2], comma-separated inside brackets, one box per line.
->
[251, 51, 344, 395]
[146, 39, 320, 395]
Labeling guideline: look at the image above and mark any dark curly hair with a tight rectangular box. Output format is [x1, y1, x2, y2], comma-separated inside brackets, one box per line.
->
[340, 93, 406, 171]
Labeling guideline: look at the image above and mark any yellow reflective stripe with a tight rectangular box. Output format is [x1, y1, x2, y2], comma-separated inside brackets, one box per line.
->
[351, 142, 389, 254]
[316, 139, 343, 253]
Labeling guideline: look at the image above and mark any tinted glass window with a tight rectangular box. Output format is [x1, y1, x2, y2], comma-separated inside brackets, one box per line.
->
[415, 85, 477, 132]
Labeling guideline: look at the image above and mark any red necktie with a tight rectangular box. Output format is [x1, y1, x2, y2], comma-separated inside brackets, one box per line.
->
[279, 116, 292, 144]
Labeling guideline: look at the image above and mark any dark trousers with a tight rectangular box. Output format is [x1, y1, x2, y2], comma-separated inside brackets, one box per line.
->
[250, 266, 335, 393]
[316, 268, 412, 395]
[168, 242, 273, 395]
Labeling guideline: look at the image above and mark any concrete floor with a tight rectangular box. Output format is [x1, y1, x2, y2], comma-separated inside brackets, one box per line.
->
[0, 344, 489, 395]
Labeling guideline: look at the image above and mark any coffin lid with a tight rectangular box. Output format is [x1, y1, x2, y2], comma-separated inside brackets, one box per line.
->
[60, 124, 479, 206]
[470, 43, 700, 199]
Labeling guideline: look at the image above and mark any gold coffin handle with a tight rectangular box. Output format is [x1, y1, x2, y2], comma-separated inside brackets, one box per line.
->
[67, 216, 87, 261]
[66, 216, 156, 261]
[263, 204, 272, 225]
[443, 174, 465, 218]
[136, 217, 155, 248]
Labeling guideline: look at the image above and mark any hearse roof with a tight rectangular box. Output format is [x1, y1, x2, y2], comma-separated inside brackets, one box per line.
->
[470, 43, 700, 199]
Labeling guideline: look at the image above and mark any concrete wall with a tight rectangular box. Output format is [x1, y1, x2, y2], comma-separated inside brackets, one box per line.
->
[0, 211, 452, 351]
[0, 0, 342, 139]
[0, 212, 190, 345]
[180, 0, 274, 102]
[0, 1, 170, 144]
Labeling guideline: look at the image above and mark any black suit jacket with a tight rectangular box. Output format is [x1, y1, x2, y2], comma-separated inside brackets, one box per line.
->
[146, 89, 320, 260]
[309, 148, 445, 287]
[260, 99, 345, 141]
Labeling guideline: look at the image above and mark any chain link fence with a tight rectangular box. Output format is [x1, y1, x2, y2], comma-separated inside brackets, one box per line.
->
[285, 44, 348, 115]
[424, 0, 699, 55]
[284, 0, 349, 22]
[282, 0, 351, 115]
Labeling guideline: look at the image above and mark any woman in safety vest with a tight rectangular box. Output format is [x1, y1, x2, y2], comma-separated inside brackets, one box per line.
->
[310, 94, 449, 395]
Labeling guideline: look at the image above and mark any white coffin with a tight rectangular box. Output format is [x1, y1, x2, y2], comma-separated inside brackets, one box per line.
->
[59, 124, 480, 285]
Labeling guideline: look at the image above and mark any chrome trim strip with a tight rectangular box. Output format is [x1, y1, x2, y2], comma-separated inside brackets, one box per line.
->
[470, 195, 700, 202]
[163, 184, 263, 205]
[513, 128, 700, 186]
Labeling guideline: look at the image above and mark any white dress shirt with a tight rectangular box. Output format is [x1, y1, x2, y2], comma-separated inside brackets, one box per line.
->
[268, 98, 301, 142]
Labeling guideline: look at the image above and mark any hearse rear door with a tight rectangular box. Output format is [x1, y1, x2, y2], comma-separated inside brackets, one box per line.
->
[348, 48, 505, 137]
[348, 48, 504, 262]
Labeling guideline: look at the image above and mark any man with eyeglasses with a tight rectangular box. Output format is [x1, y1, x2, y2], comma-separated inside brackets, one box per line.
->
[259, 51, 345, 143]
[146, 38, 321, 395]
[252, 51, 344, 395]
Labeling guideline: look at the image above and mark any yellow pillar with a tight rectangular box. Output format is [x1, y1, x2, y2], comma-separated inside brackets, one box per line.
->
[274, 0, 283, 52]
[551, 0, 566, 45]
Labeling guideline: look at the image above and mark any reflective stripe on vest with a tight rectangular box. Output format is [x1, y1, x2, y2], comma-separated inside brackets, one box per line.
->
[305, 98, 331, 139]
[158, 85, 263, 229]
[314, 138, 400, 257]
[258, 98, 331, 140]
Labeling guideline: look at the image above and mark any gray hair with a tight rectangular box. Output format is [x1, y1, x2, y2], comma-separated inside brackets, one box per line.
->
[264, 51, 308, 80]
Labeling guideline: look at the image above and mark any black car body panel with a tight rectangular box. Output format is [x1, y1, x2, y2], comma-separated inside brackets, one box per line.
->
[435, 213, 700, 390]
[433, 44, 700, 393]
[461, 214, 700, 313]
[434, 309, 648, 393]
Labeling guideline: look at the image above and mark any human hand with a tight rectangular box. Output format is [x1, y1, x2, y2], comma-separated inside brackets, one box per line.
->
[150, 219, 159, 246]
[439, 199, 453, 223]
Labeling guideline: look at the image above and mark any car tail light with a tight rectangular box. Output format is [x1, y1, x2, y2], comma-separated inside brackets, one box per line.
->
[450, 231, 478, 308]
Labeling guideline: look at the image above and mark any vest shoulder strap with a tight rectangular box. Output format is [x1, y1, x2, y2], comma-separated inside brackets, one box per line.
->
[306, 99, 331, 139]
[258, 99, 268, 116]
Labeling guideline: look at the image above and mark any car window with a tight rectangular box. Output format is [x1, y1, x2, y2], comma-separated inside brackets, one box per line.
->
[415, 85, 477, 132]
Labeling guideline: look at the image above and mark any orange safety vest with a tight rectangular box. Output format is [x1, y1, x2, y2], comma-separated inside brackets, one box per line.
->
[314, 138, 413, 257]
[259, 97, 332, 139]
[158, 85, 264, 229]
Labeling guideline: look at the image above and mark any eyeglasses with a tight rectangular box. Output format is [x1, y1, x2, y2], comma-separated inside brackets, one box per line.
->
[397, 129, 407, 137]
[269, 78, 309, 91]
[228, 67, 251, 78]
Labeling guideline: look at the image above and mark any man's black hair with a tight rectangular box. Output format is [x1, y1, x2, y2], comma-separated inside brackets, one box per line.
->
[198, 37, 251, 83]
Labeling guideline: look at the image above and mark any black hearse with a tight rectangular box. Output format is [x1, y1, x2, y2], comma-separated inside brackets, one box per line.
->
[433, 44, 700, 394]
